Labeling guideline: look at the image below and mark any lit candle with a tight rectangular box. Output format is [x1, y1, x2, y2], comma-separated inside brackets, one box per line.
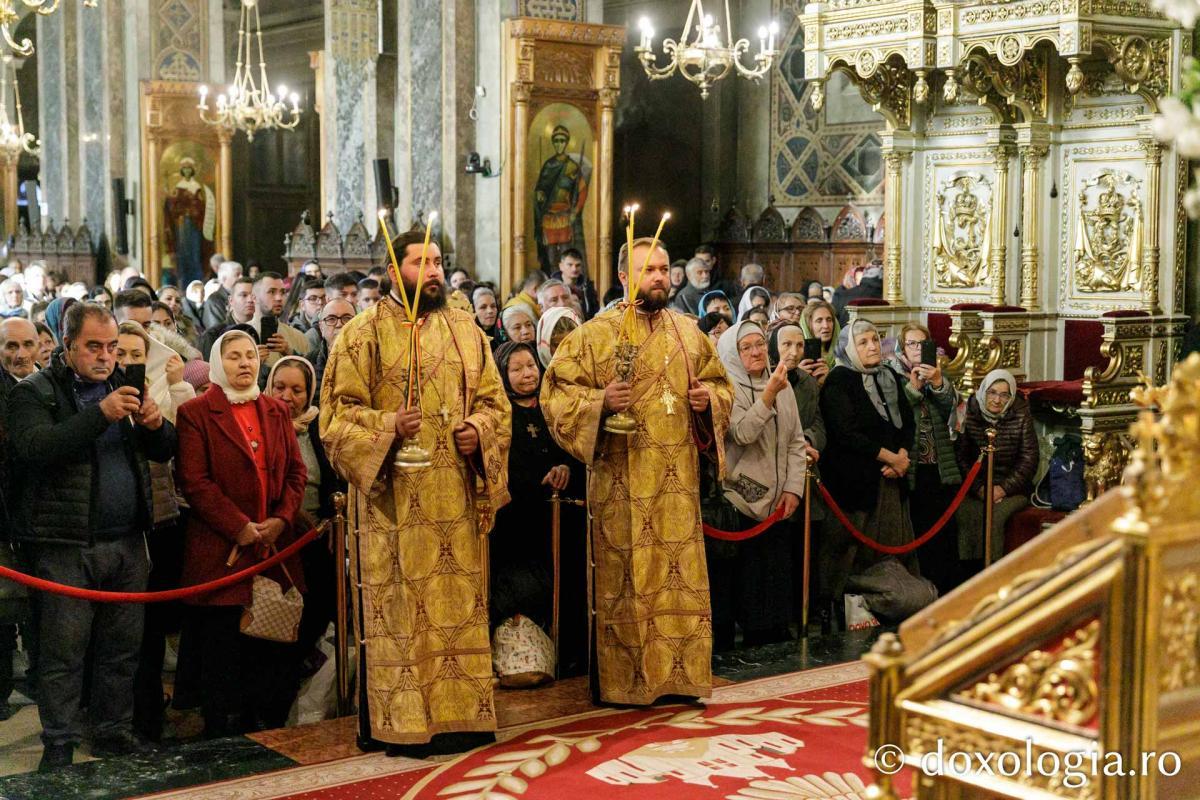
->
[768, 21, 779, 52]
[289, 92, 300, 112]
[758, 26, 767, 54]
[632, 212, 671, 303]
[198, 84, 209, 109]
[409, 211, 439, 320]
[377, 209, 412, 319]
[638, 17, 651, 50]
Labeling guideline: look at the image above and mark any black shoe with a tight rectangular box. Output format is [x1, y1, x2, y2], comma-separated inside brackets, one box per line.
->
[428, 732, 496, 755]
[90, 730, 155, 758]
[38, 743, 74, 772]
[385, 742, 435, 759]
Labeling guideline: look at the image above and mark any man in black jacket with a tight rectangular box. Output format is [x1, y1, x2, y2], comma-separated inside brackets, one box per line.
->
[7, 302, 177, 771]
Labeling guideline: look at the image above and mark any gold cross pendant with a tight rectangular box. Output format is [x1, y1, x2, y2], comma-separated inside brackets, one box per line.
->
[526, 423, 539, 438]
[660, 386, 677, 416]
[440, 405, 450, 425]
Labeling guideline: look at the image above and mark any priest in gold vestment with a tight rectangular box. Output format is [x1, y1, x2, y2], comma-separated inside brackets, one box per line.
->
[320, 232, 511, 752]
[541, 237, 733, 705]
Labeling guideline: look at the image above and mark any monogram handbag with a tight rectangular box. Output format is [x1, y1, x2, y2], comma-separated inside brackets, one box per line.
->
[240, 551, 304, 643]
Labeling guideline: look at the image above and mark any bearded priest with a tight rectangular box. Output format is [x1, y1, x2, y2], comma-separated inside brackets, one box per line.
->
[320, 230, 511, 756]
[540, 236, 733, 706]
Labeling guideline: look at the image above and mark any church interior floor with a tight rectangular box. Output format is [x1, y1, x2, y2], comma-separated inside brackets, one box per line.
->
[0, 627, 884, 800]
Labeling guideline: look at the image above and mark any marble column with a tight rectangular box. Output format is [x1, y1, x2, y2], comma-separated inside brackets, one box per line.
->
[78, 0, 109, 248]
[322, 0, 378, 234]
[36, 8, 69, 226]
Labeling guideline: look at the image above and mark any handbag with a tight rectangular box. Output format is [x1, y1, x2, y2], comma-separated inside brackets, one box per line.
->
[239, 549, 304, 643]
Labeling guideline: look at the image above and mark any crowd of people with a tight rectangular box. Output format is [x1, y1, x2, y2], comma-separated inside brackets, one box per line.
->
[0, 241, 1042, 768]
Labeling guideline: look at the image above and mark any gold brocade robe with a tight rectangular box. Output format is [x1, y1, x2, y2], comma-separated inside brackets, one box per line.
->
[540, 307, 732, 704]
[319, 301, 511, 744]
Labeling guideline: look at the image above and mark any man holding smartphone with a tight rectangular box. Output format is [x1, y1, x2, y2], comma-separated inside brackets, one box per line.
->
[252, 272, 311, 368]
[6, 302, 176, 770]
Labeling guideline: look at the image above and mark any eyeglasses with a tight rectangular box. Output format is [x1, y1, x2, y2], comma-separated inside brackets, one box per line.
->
[737, 340, 767, 354]
[776, 304, 802, 315]
[985, 389, 1012, 400]
[903, 340, 925, 349]
[321, 314, 355, 327]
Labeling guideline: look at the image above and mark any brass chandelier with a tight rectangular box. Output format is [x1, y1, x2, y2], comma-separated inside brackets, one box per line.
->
[196, 0, 300, 142]
[2, 0, 96, 57]
[635, 0, 779, 99]
[0, 54, 37, 158]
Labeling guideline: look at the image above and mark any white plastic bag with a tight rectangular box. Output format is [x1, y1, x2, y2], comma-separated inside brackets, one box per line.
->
[844, 594, 881, 631]
[287, 623, 355, 726]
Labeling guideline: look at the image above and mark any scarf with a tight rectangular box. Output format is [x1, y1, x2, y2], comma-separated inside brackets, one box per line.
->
[976, 368, 1018, 424]
[207, 329, 261, 405]
[799, 305, 841, 370]
[535, 306, 581, 368]
[833, 320, 902, 429]
[44, 298, 74, 346]
[736, 286, 772, 322]
[717, 319, 768, 391]
[494, 341, 542, 400]
[266, 355, 320, 433]
[767, 321, 804, 388]
[698, 290, 730, 318]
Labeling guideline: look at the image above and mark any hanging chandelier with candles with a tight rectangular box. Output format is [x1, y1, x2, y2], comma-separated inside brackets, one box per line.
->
[196, 0, 300, 142]
[2, 0, 96, 57]
[635, 0, 779, 99]
[0, 55, 37, 158]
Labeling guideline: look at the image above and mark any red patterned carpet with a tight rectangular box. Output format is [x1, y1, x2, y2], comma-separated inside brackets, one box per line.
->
[137, 662, 906, 800]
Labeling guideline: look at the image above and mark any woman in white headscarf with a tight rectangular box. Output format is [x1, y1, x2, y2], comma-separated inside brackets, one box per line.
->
[175, 329, 308, 737]
[954, 368, 1038, 570]
[735, 285, 772, 323]
[534, 306, 581, 368]
[709, 320, 807, 649]
[817, 319, 919, 619]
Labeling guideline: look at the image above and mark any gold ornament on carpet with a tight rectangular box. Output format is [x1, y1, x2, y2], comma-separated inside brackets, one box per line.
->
[378, 207, 439, 469]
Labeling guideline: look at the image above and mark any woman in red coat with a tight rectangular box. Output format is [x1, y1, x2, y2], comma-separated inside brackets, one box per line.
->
[176, 329, 307, 737]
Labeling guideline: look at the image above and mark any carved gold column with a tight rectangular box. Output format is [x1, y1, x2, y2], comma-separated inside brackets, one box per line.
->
[883, 150, 908, 305]
[0, 152, 17, 238]
[218, 130, 233, 260]
[1018, 143, 1047, 309]
[509, 78, 530, 300]
[1140, 137, 1161, 313]
[989, 144, 1013, 306]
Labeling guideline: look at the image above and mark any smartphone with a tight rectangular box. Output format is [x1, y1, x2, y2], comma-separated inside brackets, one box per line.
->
[124, 363, 146, 403]
[803, 338, 823, 363]
[260, 314, 278, 344]
[921, 339, 938, 367]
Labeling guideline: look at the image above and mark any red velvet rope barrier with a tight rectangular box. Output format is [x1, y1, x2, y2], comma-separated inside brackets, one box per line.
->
[0, 525, 325, 603]
[816, 458, 984, 555]
[703, 506, 788, 541]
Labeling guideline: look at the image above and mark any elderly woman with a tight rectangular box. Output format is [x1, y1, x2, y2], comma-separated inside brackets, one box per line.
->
[472, 286, 502, 347]
[772, 292, 805, 324]
[886, 322, 963, 593]
[535, 306, 581, 368]
[798, 299, 840, 386]
[0, 278, 27, 319]
[34, 322, 55, 368]
[176, 330, 307, 737]
[955, 369, 1038, 570]
[266, 355, 344, 714]
[710, 320, 807, 649]
[489, 342, 586, 675]
[741, 306, 770, 327]
[501, 303, 537, 345]
[818, 320, 917, 616]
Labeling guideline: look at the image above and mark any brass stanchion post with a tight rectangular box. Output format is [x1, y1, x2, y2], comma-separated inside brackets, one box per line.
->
[550, 490, 561, 678]
[801, 454, 814, 637]
[332, 492, 351, 717]
[984, 428, 997, 568]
